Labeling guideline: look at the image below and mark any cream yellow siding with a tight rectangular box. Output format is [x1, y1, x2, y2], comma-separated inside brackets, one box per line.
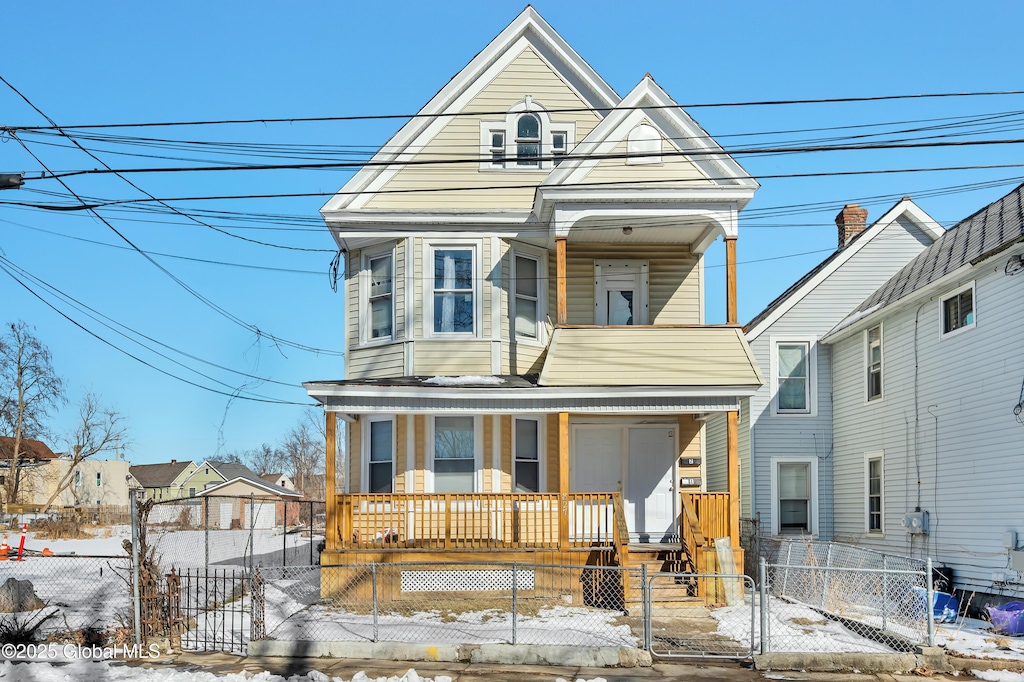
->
[538, 327, 763, 386]
[347, 344, 405, 379]
[414, 341, 492, 375]
[677, 415, 703, 488]
[548, 244, 700, 326]
[414, 416, 426, 492]
[500, 415, 513, 493]
[349, 417, 362, 494]
[204, 480, 286, 499]
[579, 136, 712, 187]
[395, 416, 408, 494]
[546, 413, 559, 493]
[346, 249, 361, 354]
[483, 416, 494, 493]
[394, 239, 407, 339]
[364, 47, 602, 211]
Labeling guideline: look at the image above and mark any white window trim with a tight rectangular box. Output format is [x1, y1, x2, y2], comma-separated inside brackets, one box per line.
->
[359, 244, 397, 346]
[424, 239, 483, 339]
[864, 323, 884, 404]
[509, 243, 548, 346]
[769, 336, 818, 417]
[769, 456, 819, 537]
[864, 451, 884, 535]
[595, 260, 649, 325]
[425, 415, 483, 493]
[361, 415, 396, 494]
[512, 416, 545, 493]
[939, 281, 976, 339]
[477, 99, 575, 172]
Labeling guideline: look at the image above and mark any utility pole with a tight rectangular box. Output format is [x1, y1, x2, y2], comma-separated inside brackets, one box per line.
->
[0, 173, 24, 190]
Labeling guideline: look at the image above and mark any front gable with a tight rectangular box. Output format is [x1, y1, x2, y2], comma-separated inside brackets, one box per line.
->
[322, 7, 619, 219]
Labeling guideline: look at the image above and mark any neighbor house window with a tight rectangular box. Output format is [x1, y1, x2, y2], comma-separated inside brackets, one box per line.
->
[433, 417, 475, 492]
[516, 113, 541, 167]
[514, 418, 541, 493]
[367, 418, 394, 494]
[74, 470, 81, 487]
[867, 325, 882, 401]
[432, 248, 475, 334]
[188, 487, 196, 497]
[367, 253, 394, 340]
[777, 342, 810, 413]
[942, 284, 975, 335]
[771, 457, 818, 536]
[96, 472, 102, 487]
[866, 453, 883, 532]
[513, 253, 541, 339]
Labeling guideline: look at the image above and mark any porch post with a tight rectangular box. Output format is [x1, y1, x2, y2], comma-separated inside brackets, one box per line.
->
[558, 411, 569, 551]
[726, 410, 740, 547]
[725, 237, 737, 325]
[325, 410, 338, 552]
[556, 237, 567, 325]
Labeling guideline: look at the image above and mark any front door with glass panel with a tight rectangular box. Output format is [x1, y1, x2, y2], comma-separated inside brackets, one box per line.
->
[596, 260, 647, 325]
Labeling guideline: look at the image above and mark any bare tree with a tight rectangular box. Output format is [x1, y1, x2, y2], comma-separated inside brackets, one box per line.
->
[0, 321, 65, 503]
[43, 392, 129, 509]
[245, 443, 286, 476]
[280, 410, 325, 498]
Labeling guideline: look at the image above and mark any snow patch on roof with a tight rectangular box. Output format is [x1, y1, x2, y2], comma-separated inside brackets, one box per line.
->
[422, 375, 505, 386]
[826, 303, 883, 338]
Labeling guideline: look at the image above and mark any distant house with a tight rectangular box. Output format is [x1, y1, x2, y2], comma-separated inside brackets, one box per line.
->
[0, 436, 130, 508]
[819, 182, 1024, 599]
[705, 198, 943, 538]
[261, 473, 294, 491]
[129, 460, 197, 501]
[199, 462, 302, 529]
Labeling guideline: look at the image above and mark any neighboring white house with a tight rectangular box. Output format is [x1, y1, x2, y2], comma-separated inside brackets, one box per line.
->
[820, 182, 1024, 597]
[706, 198, 943, 539]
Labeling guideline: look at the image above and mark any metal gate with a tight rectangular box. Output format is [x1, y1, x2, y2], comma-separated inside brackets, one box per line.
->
[179, 568, 252, 654]
[646, 573, 755, 659]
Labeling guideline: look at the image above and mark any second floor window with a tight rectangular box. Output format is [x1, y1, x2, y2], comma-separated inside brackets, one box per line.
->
[866, 325, 882, 401]
[777, 343, 810, 413]
[513, 254, 540, 339]
[367, 254, 394, 340]
[433, 248, 474, 334]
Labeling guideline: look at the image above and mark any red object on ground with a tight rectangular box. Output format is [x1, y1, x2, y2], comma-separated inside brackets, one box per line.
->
[15, 523, 26, 561]
[0, 535, 9, 561]
[41, 548, 54, 556]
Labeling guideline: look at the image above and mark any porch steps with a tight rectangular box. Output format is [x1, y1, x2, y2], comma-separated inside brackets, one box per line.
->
[623, 544, 703, 611]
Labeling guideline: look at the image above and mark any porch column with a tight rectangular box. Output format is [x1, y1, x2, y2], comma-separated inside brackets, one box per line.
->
[726, 410, 740, 547]
[325, 411, 338, 551]
[558, 411, 569, 550]
[556, 237, 567, 325]
[725, 237, 737, 325]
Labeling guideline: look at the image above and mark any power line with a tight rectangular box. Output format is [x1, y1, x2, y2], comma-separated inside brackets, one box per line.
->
[0, 75, 344, 356]
[7, 89, 1024, 131]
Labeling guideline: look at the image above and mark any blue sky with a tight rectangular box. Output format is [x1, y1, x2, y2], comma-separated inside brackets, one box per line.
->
[1, 1, 1022, 464]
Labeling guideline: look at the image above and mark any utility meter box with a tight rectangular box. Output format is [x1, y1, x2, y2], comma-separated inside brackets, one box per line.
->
[902, 510, 929, 535]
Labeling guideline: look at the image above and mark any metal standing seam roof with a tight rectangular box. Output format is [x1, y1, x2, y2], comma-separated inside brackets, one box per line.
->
[847, 182, 1024, 319]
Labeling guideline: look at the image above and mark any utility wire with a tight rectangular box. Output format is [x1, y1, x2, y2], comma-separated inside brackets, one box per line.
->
[0, 75, 343, 356]
[7, 89, 1024, 131]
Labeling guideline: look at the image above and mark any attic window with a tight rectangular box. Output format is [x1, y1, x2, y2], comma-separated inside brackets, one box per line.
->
[516, 114, 541, 167]
[627, 124, 662, 165]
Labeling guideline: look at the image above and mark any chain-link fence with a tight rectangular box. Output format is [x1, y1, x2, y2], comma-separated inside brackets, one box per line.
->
[761, 540, 932, 652]
[146, 496, 326, 571]
[0, 555, 129, 643]
[251, 562, 643, 648]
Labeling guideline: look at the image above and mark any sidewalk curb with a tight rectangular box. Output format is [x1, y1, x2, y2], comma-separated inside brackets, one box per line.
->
[247, 641, 652, 668]
[754, 646, 1024, 673]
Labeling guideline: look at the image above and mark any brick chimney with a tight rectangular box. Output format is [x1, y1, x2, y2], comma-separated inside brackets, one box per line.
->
[836, 204, 868, 248]
[170, 459, 176, 464]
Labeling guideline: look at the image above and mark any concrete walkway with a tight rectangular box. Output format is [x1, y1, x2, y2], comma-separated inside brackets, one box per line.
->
[136, 652, 976, 681]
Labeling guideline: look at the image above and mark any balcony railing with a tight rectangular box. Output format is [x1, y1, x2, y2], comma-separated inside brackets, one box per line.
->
[335, 492, 620, 551]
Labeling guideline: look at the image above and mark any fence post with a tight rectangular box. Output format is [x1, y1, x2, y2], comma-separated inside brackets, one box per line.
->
[881, 555, 888, 634]
[822, 544, 833, 606]
[641, 563, 650, 651]
[371, 563, 379, 642]
[309, 501, 314, 565]
[781, 542, 793, 596]
[248, 493, 256, 574]
[283, 502, 288, 567]
[511, 563, 518, 645]
[130, 490, 142, 649]
[926, 557, 936, 647]
[204, 497, 210, 572]
[759, 557, 769, 654]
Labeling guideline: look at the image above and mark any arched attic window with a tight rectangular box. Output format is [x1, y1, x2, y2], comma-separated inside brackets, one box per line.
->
[516, 113, 541, 167]
[627, 124, 662, 165]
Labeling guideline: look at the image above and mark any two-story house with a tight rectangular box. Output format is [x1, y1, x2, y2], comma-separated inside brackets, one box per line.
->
[304, 8, 763, 582]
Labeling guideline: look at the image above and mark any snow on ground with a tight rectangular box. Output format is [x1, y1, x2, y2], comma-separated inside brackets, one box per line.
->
[712, 595, 894, 653]
[938, 617, 1024, 661]
[972, 671, 1024, 682]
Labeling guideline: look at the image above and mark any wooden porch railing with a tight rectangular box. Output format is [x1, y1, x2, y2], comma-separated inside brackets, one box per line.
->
[681, 492, 732, 551]
[334, 493, 620, 551]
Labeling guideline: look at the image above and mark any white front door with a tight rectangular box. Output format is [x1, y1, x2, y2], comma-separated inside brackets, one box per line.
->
[627, 427, 677, 543]
[571, 424, 678, 543]
[570, 426, 621, 542]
